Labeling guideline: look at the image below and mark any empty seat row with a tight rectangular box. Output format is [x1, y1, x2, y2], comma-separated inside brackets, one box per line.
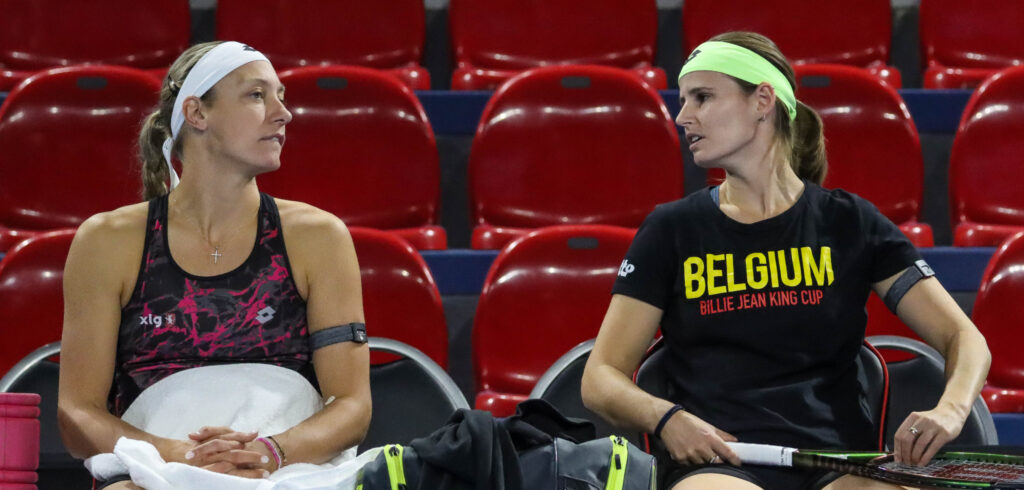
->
[683, 0, 1023, 89]
[2, 63, 1023, 256]
[1, 0, 1021, 91]
[0, 66, 448, 251]
[6, 225, 1024, 417]
[0, 64, 677, 252]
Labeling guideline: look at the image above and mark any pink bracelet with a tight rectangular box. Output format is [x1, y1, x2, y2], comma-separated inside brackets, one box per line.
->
[268, 435, 287, 465]
[256, 436, 282, 470]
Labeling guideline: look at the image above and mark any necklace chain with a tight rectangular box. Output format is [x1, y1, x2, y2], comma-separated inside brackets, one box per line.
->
[170, 194, 257, 264]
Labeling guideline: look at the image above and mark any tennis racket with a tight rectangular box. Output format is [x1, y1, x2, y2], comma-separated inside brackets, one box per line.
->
[727, 442, 1024, 489]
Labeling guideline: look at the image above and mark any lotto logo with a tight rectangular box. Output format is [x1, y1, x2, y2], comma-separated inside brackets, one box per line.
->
[618, 260, 636, 277]
[255, 306, 276, 324]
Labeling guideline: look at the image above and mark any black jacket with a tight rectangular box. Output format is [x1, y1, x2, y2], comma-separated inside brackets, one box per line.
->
[406, 399, 597, 490]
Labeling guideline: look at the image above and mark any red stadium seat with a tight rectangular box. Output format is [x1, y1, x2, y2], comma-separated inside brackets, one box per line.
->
[973, 232, 1024, 412]
[920, 0, 1024, 89]
[682, 0, 901, 88]
[349, 228, 448, 368]
[950, 66, 1024, 247]
[265, 66, 445, 250]
[449, 0, 665, 90]
[0, 0, 188, 91]
[0, 66, 160, 253]
[216, 0, 429, 90]
[865, 296, 919, 342]
[0, 225, 35, 256]
[469, 65, 683, 250]
[795, 64, 933, 247]
[0, 229, 75, 379]
[473, 225, 635, 416]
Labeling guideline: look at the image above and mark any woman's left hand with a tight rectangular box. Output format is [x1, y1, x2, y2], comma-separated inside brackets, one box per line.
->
[893, 404, 966, 466]
[185, 426, 275, 478]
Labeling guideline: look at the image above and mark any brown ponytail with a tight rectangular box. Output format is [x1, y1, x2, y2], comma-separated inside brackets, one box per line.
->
[791, 100, 827, 184]
[708, 31, 828, 185]
[138, 41, 224, 200]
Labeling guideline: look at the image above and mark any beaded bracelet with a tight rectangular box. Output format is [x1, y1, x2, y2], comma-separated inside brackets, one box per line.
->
[256, 437, 282, 471]
[654, 404, 685, 439]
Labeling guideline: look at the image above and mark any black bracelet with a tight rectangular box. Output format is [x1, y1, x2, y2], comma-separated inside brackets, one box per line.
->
[654, 404, 685, 438]
[268, 435, 287, 465]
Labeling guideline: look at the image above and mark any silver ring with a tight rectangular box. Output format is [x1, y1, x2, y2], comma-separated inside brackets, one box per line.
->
[909, 426, 921, 436]
[708, 455, 719, 464]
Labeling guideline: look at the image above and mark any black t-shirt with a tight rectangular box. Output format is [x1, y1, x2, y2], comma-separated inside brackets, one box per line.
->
[612, 183, 921, 450]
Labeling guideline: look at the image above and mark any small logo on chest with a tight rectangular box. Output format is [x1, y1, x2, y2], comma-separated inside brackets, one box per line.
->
[255, 306, 276, 324]
[139, 313, 176, 327]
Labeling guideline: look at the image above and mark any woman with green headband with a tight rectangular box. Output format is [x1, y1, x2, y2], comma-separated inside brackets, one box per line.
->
[582, 31, 990, 490]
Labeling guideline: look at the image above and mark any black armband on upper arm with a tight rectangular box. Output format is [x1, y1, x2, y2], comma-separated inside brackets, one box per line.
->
[309, 322, 368, 351]
[882, 260, 936, 314]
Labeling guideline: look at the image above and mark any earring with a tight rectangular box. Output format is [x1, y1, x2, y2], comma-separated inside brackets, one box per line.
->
[758, 115, 766, 122]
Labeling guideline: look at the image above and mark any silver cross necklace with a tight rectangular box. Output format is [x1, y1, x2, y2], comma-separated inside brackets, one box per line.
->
[171, 195, 257, 264]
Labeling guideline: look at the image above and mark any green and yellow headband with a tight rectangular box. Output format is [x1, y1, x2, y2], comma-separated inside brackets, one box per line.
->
[678, 41, 798, 121]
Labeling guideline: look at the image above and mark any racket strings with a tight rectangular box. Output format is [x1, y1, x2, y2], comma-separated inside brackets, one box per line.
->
[882, 460, 1024, 483]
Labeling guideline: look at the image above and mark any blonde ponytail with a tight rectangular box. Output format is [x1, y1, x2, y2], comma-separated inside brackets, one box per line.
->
[139, 110, 172, 200]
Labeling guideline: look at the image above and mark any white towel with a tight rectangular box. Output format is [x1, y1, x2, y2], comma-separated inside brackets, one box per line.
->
[85, 364, 372, 489]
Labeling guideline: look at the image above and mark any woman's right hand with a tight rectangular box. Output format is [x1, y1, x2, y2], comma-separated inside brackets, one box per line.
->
[659, 409, 741, 466]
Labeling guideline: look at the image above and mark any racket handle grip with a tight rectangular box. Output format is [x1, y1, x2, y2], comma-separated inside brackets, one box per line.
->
[726, 442, 795, 467]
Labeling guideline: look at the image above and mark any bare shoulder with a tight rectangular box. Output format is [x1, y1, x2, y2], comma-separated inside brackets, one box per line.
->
[273, 199, 356, 297]
[274, 198, 352, 246]
[72, 202, 149, 256]
[66, 202, 149, 301]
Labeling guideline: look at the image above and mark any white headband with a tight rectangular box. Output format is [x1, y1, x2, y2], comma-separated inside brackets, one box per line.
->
[162, 41, 270, 189]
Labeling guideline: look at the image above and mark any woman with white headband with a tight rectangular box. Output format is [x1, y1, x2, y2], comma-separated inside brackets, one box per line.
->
[582, 32, 990, 490]
[58, 41, 371, 488]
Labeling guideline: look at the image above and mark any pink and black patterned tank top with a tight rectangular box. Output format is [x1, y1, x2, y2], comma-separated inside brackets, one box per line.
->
[111, 193, 313, 416]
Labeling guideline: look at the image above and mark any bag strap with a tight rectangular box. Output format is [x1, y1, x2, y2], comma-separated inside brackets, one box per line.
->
[355, 445, 407, 490]
[384, 444, 408, 490]
[605, 436, 629, 490]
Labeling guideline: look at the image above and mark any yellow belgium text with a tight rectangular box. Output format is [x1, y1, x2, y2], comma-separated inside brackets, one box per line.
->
[683, 247, 834, 299]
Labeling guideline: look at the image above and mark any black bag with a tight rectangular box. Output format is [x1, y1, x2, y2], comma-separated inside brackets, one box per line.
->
[358, 435, 656, 490]
[519, 434, 657, 490]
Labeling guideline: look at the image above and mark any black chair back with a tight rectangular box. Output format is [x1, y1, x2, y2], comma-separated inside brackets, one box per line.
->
[361, 337, 469, 452]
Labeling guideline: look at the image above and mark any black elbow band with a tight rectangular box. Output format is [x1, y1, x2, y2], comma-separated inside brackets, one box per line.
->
[882, 260, 935, 314]
[309, 322, 368, 350]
